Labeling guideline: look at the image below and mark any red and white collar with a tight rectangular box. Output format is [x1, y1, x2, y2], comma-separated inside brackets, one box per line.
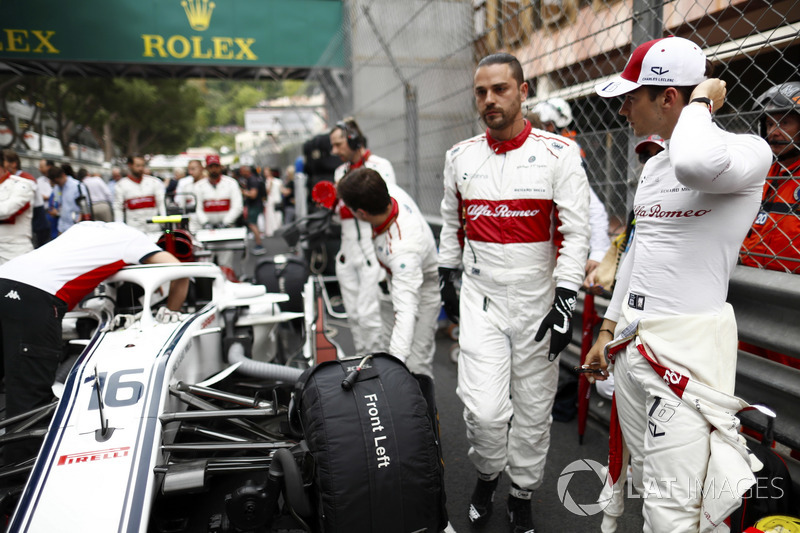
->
[348, 150, 372, 170]
[372, 198, 399, 237]
[486, 120, 532, 155]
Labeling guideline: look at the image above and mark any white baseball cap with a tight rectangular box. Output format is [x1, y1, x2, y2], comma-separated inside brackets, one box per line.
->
[634, 135, 666, 153]
[595, 37, 707, 98]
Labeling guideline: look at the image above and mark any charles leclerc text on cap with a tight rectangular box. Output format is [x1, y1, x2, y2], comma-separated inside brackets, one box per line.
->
[594, 36, 707, 98]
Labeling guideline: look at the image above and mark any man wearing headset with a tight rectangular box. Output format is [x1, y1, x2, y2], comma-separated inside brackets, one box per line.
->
[329, 118, 396, 355]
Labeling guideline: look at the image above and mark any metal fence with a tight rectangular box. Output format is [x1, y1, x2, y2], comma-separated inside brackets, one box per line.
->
[303, 0, 799, 273]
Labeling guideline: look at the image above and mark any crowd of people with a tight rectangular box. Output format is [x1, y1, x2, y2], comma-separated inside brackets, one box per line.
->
[0, 33, 797, 533]
[0, 152, 299, 261]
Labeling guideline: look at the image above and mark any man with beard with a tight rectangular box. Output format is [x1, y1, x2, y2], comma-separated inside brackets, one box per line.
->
[113, 154, 166, 232]
[740, 82, 800, 273]
[194, 155, 243, 230]
[194, 155, 243, 268]
[438, 52, 589, 532]
[330, 118, 396, 355]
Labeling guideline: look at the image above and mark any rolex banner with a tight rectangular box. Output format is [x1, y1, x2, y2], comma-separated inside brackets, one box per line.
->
[0, 0, 344, 69]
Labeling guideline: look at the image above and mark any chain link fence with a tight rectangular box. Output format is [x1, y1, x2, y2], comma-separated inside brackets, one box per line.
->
[301, 0, 799, 271]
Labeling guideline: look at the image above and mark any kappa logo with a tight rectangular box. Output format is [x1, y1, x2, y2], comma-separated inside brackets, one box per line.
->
[4, 290, 20, 300]
[651, 66, 670, 76]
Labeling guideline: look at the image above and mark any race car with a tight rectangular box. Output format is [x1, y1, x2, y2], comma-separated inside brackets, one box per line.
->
[1, 260, 311, 532]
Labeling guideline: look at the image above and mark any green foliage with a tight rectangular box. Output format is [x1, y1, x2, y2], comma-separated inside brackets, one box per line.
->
[104, 78, 204, 155]
[186, 79, 309, 150]
[0, 74, 311, 158]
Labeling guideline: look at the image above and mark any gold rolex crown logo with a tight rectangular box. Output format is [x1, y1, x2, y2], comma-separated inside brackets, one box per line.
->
[182, 0, 215, 31]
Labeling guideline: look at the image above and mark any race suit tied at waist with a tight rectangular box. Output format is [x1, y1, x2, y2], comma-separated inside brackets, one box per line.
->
[602, 310, 776, 531]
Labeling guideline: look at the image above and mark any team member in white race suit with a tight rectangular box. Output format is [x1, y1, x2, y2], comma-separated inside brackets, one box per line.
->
[330, 118, 396, 354]
[336, 167, 440, 378]
[194, 154, 243, 229]
[113, 154, 166, 232]
[439, 52, 589, 532]
[0, 160, 36, 264]
[585, 37, 771, 532]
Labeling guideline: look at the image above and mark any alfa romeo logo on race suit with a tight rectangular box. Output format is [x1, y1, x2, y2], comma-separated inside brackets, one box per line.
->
[466, 204, 540, 220]
[557, 459, 612, 516]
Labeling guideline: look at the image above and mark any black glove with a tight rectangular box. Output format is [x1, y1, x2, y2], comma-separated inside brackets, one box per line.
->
[534, 287, 577, 361]
[438, 267, 460, 324]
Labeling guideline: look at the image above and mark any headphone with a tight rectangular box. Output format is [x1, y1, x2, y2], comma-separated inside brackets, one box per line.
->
[336, 120, 364, 151]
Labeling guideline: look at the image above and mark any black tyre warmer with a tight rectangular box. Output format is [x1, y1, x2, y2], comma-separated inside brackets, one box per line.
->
[295, 353, 448, 533]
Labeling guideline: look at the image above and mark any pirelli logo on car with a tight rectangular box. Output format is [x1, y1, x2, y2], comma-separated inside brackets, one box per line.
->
[57, 447, 130, 466]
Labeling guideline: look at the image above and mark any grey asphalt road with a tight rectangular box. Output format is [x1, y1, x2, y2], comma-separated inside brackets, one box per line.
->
[429, 329, 645, 533]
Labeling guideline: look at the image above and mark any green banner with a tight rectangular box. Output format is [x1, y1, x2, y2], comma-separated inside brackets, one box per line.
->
[0, 0, 344, 69]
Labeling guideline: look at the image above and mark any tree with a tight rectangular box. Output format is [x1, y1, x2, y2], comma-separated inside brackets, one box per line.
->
[0, 76, 108, 157]
[187, 79, 306, 149]
[0, 76, 203, 160]
[99, 78, 203, 157]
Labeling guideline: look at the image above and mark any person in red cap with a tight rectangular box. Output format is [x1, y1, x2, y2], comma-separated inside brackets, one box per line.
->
[193, 154, 243, 267]
[113, 154, 166, 232]
[585, 37, 771, 532]
[194, 154, 242, 230]
[634, 134, 666, 165]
